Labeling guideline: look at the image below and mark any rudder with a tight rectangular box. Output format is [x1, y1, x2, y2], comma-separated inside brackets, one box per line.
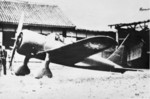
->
[107, 34, 130, 67]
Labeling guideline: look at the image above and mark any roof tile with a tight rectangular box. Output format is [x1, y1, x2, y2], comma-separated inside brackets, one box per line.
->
[0, 1, 75, 28]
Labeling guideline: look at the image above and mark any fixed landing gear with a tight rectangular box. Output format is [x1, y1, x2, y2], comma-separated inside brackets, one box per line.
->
[35, 53, 53, 79]
[14, 53, 52, 79]
[15, 56, 30, 76]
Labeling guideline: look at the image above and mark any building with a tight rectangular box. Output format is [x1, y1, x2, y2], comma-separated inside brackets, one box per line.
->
[0, 1, 76, 49]
[109, 20, 150, 68]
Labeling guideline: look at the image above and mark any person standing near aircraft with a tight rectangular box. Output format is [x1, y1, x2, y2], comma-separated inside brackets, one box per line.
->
[2, 46, 7, 75]
[0, 45, 7, 75]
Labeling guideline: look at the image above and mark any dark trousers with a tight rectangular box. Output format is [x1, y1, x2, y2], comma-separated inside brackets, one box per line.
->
[2, 59, 6, 75]
[0, 59, 6, 75]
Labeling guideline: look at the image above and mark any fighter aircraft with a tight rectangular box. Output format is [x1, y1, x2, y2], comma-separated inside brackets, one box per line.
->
[9, 14, 140, 79]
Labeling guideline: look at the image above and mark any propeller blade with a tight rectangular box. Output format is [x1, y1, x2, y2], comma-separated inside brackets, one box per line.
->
[16, 12, 24, 38]
[9, 46, 17, 69]
[9, 12, 24, 69]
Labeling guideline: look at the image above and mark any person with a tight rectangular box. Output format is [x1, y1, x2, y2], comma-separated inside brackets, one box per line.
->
[55, 33, 64, 43]
[0, 45, 7, 75]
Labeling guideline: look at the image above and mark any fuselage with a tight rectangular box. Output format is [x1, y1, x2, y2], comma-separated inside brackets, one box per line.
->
[16, 30, 64, 58]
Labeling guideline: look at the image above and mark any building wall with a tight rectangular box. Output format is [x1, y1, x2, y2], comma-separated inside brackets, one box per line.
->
[117, 28, 149, 68]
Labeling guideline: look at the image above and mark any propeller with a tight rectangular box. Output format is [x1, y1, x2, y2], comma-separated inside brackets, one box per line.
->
[9, 13, 24, 70]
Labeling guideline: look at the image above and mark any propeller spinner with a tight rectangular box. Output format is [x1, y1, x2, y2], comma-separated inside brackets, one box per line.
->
[9, 13, 24, 69]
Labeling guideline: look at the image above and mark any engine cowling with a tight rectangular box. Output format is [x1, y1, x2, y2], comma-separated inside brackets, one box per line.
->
[17, 30, 46, 56]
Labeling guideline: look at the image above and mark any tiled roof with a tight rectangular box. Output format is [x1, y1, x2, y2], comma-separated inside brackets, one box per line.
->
[0, 1, 75, 28]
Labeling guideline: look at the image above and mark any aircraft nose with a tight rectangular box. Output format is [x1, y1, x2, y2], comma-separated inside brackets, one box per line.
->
[15, 32, 23, 50]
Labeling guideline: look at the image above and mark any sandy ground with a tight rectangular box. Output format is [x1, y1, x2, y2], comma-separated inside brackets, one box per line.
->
[0, 62, 149, 99]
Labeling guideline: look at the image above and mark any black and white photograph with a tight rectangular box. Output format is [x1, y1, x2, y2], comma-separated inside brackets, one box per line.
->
[0, 0, 149, 99]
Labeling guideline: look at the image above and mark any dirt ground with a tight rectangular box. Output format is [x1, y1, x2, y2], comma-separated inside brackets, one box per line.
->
[0, 62, 149, 99]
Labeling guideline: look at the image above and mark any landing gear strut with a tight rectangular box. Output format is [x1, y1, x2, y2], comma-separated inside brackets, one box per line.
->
[35, 53, 53, 79]
[15, 56, 30, 76]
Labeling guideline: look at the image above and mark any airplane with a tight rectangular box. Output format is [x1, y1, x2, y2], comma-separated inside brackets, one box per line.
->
[9, 14, 142, 79]
[139, 7, 150, 11]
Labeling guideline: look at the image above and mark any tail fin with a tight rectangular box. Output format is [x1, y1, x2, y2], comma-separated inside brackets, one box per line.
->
[107, 34, 130, 67]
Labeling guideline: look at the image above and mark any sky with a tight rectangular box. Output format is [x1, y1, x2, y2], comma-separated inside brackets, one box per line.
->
[5, 0, 150, 30]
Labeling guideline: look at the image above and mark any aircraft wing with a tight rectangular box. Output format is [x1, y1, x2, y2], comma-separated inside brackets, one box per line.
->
[37, 36, 117, 65]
